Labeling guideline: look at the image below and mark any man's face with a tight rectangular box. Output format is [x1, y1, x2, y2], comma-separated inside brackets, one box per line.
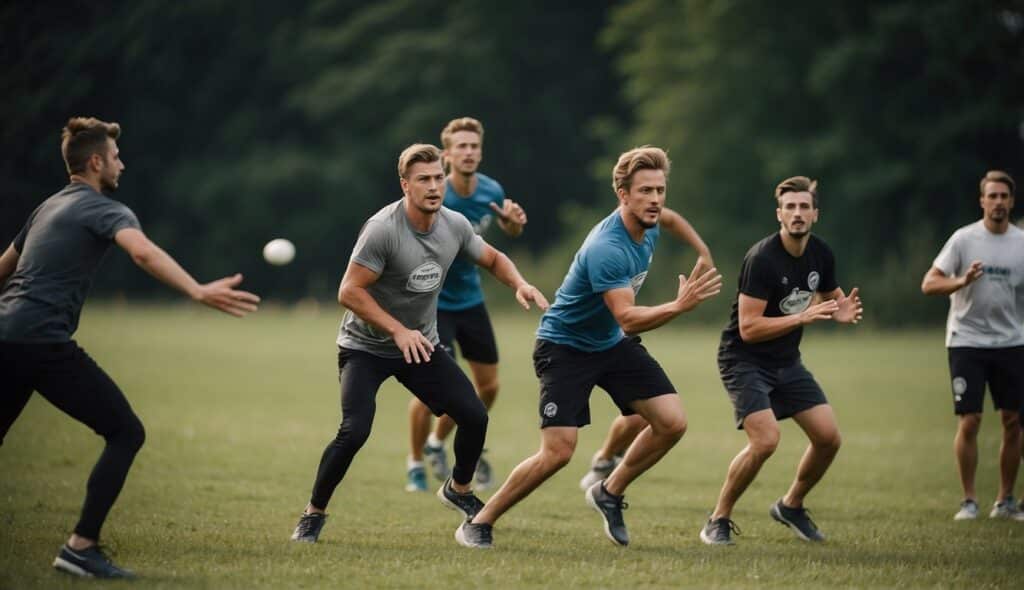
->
[618, 169, 666, 229]
[97, 138, 125, 193]
[401, 160, 446, 214]
[980, 181, 1014, 224]
[776, 191, 818, 238]
[443, 130, 482, 176]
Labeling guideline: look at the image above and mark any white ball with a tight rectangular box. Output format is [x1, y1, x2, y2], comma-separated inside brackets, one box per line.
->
[262, 238, 295, 266]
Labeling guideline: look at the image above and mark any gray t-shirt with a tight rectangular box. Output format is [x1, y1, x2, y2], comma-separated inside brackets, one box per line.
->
[933, 220, 1024, 348]
[336, 200, 485, 357]
[0, 183, 140, 342]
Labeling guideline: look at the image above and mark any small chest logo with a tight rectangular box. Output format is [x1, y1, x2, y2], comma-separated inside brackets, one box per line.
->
[543, 402, 558, 418]
[630, 271, 649, 295]
[779, 288, 813, 315]
[807, 271, 820, 291]
[406, 261, 443, 293]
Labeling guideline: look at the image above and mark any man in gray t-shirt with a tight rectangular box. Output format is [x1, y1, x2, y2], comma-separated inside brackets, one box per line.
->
[922, 169, 1024, 522]
[290, 143, 548, 544]
[0, 117, 259, 579]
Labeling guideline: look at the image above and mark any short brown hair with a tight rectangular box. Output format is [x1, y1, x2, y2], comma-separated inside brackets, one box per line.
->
[979, 170, 1015, 196]
[612, 146, 670, 192]
[397, 144, 442, 179]
[775, 176, 819, 208]
[61, 117, 121, 175]
[440, 117, 484, 148]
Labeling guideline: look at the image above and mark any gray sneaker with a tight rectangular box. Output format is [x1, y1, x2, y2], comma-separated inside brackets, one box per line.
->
[53, 545, 135, 579]
[291, 512, 327, 543]
[700, 517, 740, 546]
[990, 496, 1023, 520]
[474, 450, 493, 490]
[770, 499, 825, 542]
[585, 481, 629, 546]
[579, 453, 621, 491]
[954, 499, 979, 520]
[455, 520, 493, 549]
[423, 442, 451, 482]
[437, 478, 485, 520]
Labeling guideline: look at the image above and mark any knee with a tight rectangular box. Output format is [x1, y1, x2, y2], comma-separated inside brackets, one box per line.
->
[958, 414, 982, 437]
[476, 380, 499, 404]
[749, 432, 780, 460]
[110, 415, 145, 453]
[335, 417, 373, 449]
[1001, 412, 1021, 434]
[814, 430, 842, 454]
[653, 414, 687, 441]
[542, 441, 576, 471]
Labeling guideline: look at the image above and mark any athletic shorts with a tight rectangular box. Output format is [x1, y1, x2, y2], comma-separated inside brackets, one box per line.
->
[437, 303, 499, 364]
[718, 357, 828, 429]
[947, 346, 1024, 415]
[533, 337, 676, 428]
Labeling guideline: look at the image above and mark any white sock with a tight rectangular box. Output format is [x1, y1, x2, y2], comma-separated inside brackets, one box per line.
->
[408, 457, 424, 470]
[427, 433, 444, 448]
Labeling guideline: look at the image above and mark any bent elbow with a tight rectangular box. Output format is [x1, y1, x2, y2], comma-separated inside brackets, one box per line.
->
[129, 245, 156, 268]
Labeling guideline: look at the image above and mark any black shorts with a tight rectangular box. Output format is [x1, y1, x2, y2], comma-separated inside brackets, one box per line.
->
[533, 337, 676, 428]
[437, 303, 499, 364]
[718, 357, 828, 429]
[947, 346, 1024, 415]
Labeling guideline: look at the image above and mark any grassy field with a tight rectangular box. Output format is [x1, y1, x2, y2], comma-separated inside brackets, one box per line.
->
[1, 304, 1021, 589]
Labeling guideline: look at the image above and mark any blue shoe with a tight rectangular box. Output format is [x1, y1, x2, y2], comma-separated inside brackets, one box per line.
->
[405, 465, 428, 492]
[770, 499, 825, 542]
[53, 545, 135, 578]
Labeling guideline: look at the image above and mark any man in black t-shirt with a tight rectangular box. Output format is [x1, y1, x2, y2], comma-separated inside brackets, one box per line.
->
[699, 176, 862, 546]
[0, 117, 260, 578]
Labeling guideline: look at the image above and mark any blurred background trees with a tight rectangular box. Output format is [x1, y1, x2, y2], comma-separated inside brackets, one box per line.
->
[3, 0, 1022, 324]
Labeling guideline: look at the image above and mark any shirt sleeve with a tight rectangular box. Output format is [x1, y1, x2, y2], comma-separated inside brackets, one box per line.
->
[349, 220, 390, 274]
[738, 252, 774, 300]
[932, 231, 962, 277]
[85, 201, 141, 240]
[587, 242, 633, 293]
[453, 214, 486, 263]
[11, 206, 41, 253]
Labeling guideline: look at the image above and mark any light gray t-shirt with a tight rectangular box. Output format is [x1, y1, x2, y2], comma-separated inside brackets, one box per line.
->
[0, 183, 140, 342]
[933, 220, 1024, 348]
[336, 200, 486, 357]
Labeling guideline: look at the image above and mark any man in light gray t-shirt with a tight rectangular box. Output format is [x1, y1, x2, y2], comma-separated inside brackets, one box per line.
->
[922, 169, 1024, 522]
[291, 144, 548, 544]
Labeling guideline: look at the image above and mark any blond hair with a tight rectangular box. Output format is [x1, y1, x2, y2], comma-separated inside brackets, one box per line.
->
[612, 146, 670, 192]
[979, 170, 1015, 196]
[397, 144, 442, 179]
[440, 117, 484, 148]
[774, 176, 819, 208]
[61, 117, 121, 175]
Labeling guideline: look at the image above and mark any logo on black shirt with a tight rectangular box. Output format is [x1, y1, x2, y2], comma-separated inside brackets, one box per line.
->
[779, 288, 813, 315]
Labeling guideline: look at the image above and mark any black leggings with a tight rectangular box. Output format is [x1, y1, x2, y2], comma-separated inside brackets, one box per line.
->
[0, 341, 145, 541]
[310, 347, 488, 510]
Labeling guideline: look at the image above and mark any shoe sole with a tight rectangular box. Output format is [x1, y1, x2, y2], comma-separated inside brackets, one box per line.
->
[405, 484, 428, 492]
[769, 503, 823, 542]
[53, 557, 93, 578]
[585, 484, 628, 547]
[436, 485, 477, 519]
[699, 527, 734, 546]
[455, 524, 492, 549]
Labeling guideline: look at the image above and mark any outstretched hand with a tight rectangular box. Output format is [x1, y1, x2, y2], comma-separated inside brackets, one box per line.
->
[490, 199, 527, 226]
[676, 259, 723, 313]
[515, 283, 550, 311]
[833, 287, 863, 324]
[394, 327, 434, 364]
[962, 261, 984, 287]
[799, 299, 838, 325]
[195, 273, 260, 317]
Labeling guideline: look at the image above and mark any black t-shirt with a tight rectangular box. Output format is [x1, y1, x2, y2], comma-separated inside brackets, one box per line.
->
[718, 232, 838, 368]
[0, 183, 140, 342]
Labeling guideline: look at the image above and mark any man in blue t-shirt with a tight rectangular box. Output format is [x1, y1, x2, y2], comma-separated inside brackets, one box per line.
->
[406, 118, 528, 492]
[453, 146, 723, 549]
[0, 118, 259, 578]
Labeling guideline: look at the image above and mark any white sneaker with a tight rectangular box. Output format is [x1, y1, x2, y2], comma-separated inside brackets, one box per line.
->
[579, 453, 621, 491]
[989, 496, 1023, 520]
[954, 499, 979, 520]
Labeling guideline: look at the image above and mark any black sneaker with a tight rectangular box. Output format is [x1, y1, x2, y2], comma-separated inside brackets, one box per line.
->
[291, 512, 328, 543]
[53, 544, 135, 578]
[455, 520, 493, 549]
[437, 478, 485, 520]
[769, 499, 825, 542]
[585, 481, 629, 546]
[700, 517, 741, 545]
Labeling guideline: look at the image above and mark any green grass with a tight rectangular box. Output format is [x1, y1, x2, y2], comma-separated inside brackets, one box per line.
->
[1, 304, 1021, 589]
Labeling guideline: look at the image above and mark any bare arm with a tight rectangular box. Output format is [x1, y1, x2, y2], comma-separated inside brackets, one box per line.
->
[114, 228, 259, 317]
[337, 261, 434, 363]
[474, 243, 549, 310]
[490, 199, 527, 238]
[603, 258, 722, 334]
[737, 293, 838, 343]
[659, 207, 713, 264]
[0, 243, 18, 288]
[921, 263, 982, 296]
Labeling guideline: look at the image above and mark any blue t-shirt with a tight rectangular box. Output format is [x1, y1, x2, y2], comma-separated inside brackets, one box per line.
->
[437, 173, 505, 311]
[537, 210, 658, 352]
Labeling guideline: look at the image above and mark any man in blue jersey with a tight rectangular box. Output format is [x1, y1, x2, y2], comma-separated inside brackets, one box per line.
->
[406, 117, 528, 492]
[0, 117, 260, 578]
[453, 146, 723, 549]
